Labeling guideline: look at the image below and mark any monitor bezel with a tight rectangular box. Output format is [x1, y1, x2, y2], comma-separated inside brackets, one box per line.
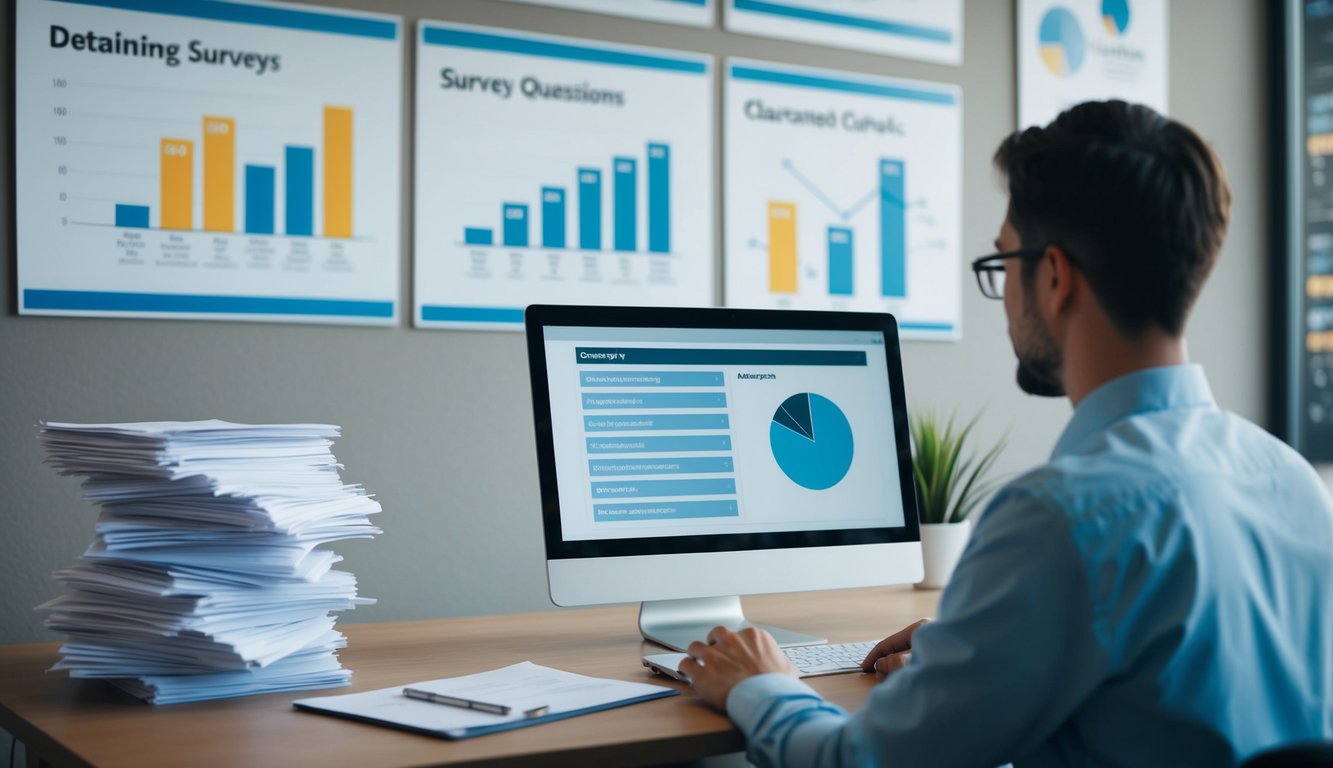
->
[525, 304, 921, 561]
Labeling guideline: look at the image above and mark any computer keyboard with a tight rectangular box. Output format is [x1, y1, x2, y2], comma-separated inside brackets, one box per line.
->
[782, 640, 878, 676]
[644, 640, 880, 683]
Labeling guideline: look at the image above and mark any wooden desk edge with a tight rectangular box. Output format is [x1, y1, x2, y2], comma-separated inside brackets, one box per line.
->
[0, 587, 940, 767]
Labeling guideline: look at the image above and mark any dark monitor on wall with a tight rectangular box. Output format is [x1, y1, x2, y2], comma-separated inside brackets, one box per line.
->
[524, 305, 922, 651]
[1275, 0, 1333, 459]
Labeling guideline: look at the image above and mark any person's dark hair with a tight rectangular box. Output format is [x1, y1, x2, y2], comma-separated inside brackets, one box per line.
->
[993, 100, 1231, 337]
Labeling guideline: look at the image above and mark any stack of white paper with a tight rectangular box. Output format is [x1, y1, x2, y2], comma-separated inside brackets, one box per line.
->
[37, 421, 382, 705]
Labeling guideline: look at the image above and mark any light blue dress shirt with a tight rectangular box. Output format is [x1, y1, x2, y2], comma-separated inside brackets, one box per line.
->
[727, 365, 1333, 767]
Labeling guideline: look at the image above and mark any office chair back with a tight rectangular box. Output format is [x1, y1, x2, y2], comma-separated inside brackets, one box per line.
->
[1241, 742, 1333, 768]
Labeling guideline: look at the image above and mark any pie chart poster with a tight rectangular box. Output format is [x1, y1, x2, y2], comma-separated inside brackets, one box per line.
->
[1017, 0, 1167, 129]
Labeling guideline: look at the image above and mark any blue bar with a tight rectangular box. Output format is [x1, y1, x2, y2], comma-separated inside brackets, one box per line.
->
[503, 203, 529, 247]
[542, 187, 566, 249]
[574, 347, 867, 366]
[586, 435, 732, 453]
[420, 305, 523, 324]
[583, 392, 726, 409]
[729, 64, 957, 106]
[591, 478, 737, 499]
[828, 227, 854, 296]
[880, 159, 906, 298]
[284, 146, 313, 237]
[648, 143, 670, 254]
[580, 371, 725, 387]
[732, 0, 952, 43]
[53, 0, 397, 39]
[593, 500, 739, 522]
[114, 204, 149, 228]
[464, 228, 494, 246]
[578, 168, 602, 250]
[588, 457, 735, 476]
[614, 158, 637, 252]
[900, 321, 956, 333]
[244, 165, 275, 235]
[584, 414, 730, 431]
[421, 27, 708, 74]
[23, 290, 393, 318]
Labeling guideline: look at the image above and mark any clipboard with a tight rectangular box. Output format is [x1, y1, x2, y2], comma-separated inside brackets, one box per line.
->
[292, 661, 679, 739]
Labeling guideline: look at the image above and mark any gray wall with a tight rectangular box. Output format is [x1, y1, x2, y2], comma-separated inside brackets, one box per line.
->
[0, 0, 1270, 644]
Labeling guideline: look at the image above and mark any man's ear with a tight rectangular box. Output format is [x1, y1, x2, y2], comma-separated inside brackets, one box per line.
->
[1039, 244, 1077, 320]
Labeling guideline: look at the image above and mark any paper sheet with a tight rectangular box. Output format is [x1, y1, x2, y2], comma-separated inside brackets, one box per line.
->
[294, 661, 678, 738]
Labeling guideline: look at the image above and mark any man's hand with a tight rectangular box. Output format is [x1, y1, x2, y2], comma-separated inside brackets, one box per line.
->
[679, 626, 799, 710]
[861, 618, 931, 675]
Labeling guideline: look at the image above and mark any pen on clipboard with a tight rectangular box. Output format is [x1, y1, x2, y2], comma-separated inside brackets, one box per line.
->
[402, 688, 550, 718]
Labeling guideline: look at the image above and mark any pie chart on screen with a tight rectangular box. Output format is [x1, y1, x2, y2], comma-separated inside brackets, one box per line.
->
[1038, 6, 1085, 77]
[769, 393, 854, 491]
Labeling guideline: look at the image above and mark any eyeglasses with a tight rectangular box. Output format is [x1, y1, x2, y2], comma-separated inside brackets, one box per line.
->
[970, 248, 1047, 300]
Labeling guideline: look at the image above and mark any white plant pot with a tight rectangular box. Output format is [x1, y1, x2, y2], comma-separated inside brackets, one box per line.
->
[917, 520, 972, 590]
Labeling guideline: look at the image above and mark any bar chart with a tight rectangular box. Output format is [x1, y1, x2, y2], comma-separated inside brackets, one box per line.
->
[16, 0, 402, 324]
[414, 23, 714, 331]
[461, 143, 671, 256]
[762, 159, 907, 300]
[108, 108, 355, 239]
[725, 60, 962, 340]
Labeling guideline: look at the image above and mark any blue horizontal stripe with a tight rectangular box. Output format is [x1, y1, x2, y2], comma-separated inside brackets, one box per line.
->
[581, 371, 726, 387]
[594, 499, 739, 521]
[24, 289, 394, 318]
[730, 64, 956, 105]
[587, 435, 733, 453]
[733, 0, 951, 43]
[421, 26, 708, 74]
[591, 478, 737, 498]
[900, 321, 956, 332]
[583, 392, 727, 409]
[584, 414, 731, 431]
[49, 0, 397, 39]
[588, 457, 735, 476]
[575, 347, 867, 366]
[663, 0, 708, 5]
[420, 305, 524, 324]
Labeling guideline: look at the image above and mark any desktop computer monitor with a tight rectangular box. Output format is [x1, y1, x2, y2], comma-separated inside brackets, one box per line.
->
[525, 305, 922, 652]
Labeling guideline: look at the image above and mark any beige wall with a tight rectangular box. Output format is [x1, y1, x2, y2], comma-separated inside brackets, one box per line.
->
[0, 0, 1270, 643]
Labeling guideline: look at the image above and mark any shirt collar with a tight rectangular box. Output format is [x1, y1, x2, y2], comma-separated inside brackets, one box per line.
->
[1051, 364, 1217, 459]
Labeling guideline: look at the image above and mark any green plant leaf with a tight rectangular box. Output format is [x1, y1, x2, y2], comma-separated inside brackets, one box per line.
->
[910, 408, 1007, 525]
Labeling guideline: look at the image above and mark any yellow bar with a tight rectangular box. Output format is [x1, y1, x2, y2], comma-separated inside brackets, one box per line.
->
[768, 201, 797, 293]
[323, 105, 353, 238]
[203, 116, 235, 232]
[1309, 331, 1333, 353]
[1309, 133, 1333, 156]
[1310, 274, 1333, 299]
[160, 138, 194, 231]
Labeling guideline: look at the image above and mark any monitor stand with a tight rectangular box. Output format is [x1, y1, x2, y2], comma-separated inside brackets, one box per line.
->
[639, 596, 826, 652]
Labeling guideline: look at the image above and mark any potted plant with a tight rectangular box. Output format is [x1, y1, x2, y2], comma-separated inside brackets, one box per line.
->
[911, 410, 1006, 589]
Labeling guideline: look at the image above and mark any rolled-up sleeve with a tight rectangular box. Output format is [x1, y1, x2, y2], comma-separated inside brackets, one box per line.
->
[723, 490, 1105, 768]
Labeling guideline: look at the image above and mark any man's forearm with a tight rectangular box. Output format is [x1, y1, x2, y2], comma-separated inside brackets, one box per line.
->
[726, 674, 851, 768]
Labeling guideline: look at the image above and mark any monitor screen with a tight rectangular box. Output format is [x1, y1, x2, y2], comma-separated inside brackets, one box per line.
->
[526, 305, 920, 597]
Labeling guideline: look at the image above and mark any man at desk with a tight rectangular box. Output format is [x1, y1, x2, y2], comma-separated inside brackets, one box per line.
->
[681, 100, 1333, 766]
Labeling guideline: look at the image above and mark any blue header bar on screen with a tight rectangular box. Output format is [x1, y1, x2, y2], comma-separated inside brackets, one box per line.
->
[574, 347, 867, 366]
[544, 326, 884, 344]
